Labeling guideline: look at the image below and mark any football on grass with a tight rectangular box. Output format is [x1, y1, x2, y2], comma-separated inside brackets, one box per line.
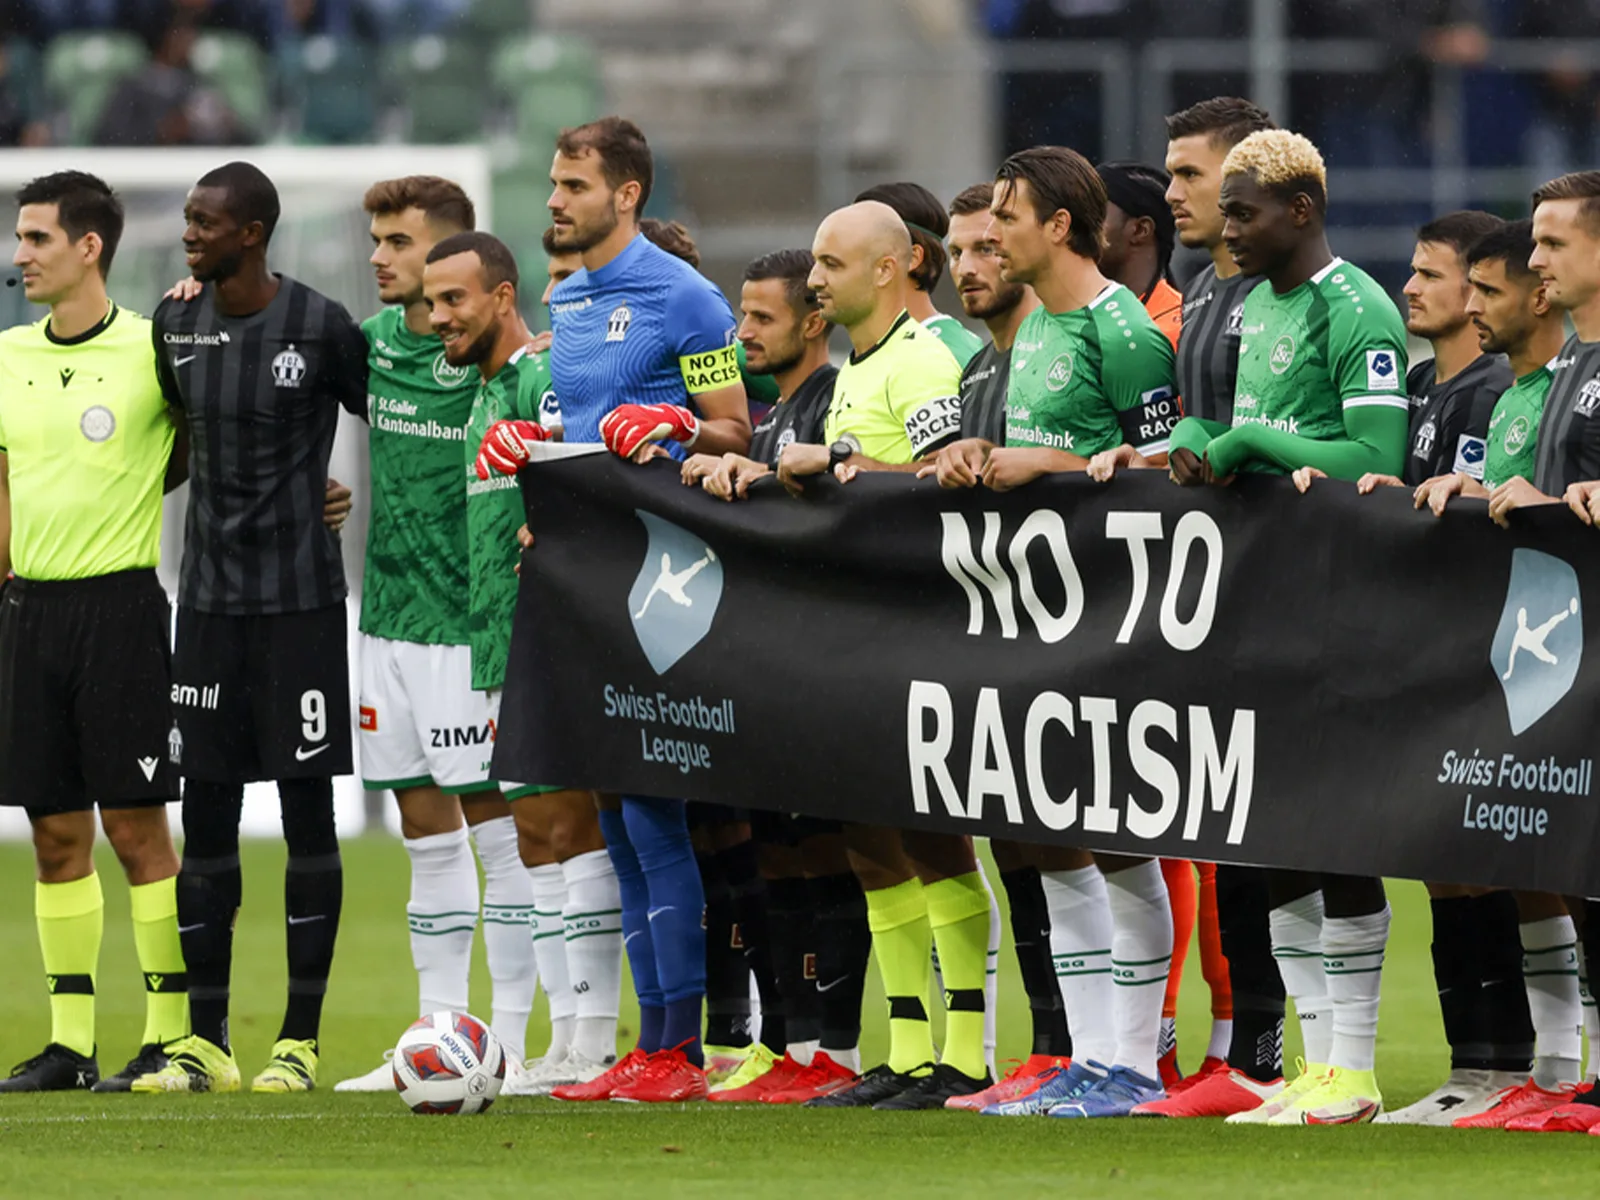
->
[392, 1011, 505, 1114]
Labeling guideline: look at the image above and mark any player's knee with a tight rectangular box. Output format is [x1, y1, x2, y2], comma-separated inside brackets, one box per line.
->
[30, 813, 95, 882]
[399, 786, 465, 840]
[546, 792, 605, 860]
[101, 807, 178, 883]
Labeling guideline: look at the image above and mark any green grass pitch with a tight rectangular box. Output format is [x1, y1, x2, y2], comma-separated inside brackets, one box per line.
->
[0, 835, 1594, 1196]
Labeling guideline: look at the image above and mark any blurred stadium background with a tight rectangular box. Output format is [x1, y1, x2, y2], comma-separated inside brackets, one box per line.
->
[0, 0, 1592, 834]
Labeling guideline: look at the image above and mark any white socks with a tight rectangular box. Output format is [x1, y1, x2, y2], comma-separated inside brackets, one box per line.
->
[404, 826, 478, 1017]
[561, 849, 623, 1063]
[977, 859, 1002, 1077]
[1522, 916, 1584, 1089]
[1103, 859, 1173, 1081]
[1206, 1018, 1233, 1062]
[1321, 906, 1389, 1073]
[470, 816, 538, 1063]
[1270, 891, 1332, 1066]
[527, 861, 576, 1061]
[1041, 865, 1115, 1067]
[1579, 944, 1598, 1082]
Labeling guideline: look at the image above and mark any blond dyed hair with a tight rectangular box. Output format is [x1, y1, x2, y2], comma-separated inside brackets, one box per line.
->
[1222, 130, 1327, 207]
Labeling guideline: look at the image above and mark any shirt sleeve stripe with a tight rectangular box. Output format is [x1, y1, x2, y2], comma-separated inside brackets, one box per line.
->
[1342, 395, 1410, 410]
[1135, 438, 1171, 456]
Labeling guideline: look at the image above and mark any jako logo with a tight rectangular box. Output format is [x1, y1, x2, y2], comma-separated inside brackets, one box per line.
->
[1491, 548, 1582, 735]
[628, 511, 723, 674]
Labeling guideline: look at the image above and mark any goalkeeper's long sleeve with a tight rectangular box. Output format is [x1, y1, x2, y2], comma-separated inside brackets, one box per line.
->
[1205, 404, 1409, 482]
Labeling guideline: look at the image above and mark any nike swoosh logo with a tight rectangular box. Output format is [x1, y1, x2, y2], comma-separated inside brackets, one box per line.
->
[177, 923, 204, 933]
[287, 914, 326, 926]
[174, 355, 196, 367]
[816, 977, 848, 993]
[295, 744, 330, 762]
[646, 907, 674, 920]
[623, 931, 641, 945]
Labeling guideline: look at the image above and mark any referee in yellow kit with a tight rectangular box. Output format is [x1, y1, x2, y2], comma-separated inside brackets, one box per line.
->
[0, 172, 189, 1094]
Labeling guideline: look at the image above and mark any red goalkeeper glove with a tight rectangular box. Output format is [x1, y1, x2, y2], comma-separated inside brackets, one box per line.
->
[475, 420, 550, 480]
[599, 403, 700, 460]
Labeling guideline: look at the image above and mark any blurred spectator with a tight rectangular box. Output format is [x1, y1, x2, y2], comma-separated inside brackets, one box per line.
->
[361, 0, 470, 40]
[121, 0, 272, 50]
[1513, 1, 1600, 179]
[272, 0, 382, 43]
[23, 0, 110, 39]
[92, 12, 249, 145]
[0, 40, 47, 144]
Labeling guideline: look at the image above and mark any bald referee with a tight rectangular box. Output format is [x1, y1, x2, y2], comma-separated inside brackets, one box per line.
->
[0, 172, 189, 1094]
[135, 162, 369, 1095]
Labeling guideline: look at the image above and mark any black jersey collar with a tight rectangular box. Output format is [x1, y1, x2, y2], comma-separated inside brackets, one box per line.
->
[848, 311, 912, 366]
[45, 302, 117, 346]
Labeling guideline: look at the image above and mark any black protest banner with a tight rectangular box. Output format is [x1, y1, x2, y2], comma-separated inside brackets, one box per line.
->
[493, 451, 1600, 894]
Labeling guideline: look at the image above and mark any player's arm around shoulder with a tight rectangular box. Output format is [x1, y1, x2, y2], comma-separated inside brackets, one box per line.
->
[325, 300, 371, 421]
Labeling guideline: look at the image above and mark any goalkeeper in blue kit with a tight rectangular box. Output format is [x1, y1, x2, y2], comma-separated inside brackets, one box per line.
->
[477, 117, 749, 1104]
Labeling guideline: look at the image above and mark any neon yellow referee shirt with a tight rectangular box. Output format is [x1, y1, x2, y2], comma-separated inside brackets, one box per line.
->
[823, 311, 963, 465]
[0, 304, 174, 580]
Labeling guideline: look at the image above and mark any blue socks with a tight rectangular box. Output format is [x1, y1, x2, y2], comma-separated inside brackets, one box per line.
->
[596, 805, 664, 1053]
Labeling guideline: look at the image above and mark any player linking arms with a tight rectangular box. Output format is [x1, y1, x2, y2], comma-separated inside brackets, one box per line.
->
[1171, 130, 1408, 1127]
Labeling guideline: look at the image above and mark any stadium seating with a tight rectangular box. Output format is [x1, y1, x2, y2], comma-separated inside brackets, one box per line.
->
[278, 35, 380, 145]
[384, 34, 486, 144]
[491, 33, 601, 145]
[43, 31, 146, 144]
[190, 32, 271, 141]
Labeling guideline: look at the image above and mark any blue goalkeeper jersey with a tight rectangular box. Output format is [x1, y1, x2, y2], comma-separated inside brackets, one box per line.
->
[548, 233, 741, 444]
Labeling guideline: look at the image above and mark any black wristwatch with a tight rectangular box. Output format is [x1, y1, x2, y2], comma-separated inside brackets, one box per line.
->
[827, 439, 855, 471]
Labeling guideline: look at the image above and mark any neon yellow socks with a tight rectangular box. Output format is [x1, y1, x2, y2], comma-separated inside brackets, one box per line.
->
[925, 872, 991, 1080]
[37, 873, 103, 1057]
[865, 877, 933, 1074]
[130, 877, 189, 1046]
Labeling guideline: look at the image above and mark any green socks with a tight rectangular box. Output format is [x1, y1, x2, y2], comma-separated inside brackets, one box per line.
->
[37, 873, 103, 1057]
[130, 877, 189, 1046]
[865, 878, 934, 1074]
[924, 872, 991, 1080]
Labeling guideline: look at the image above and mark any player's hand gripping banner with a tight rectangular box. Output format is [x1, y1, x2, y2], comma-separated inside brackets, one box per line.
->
[495, 452, 1600, 893]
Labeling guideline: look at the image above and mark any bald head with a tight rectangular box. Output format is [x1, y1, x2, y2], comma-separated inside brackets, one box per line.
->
[809, 200, 912, 332]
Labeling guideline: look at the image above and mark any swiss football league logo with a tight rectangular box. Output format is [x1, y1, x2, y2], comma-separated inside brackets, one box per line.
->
[1366, 349, 1399, 391]
[1491, 549, 1582, 736]
[271, 345, 307, 388]
[628, 511, 723, 675]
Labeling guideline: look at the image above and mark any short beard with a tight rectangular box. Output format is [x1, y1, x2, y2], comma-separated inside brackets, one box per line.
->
[449, 319, 500, 367]
[964, 281, 1026, 321]
[749, 342, 805, 377]
[551, 203, 619, 254]
[194, 249, 244, 285]
[1409, 314, 1470, 343]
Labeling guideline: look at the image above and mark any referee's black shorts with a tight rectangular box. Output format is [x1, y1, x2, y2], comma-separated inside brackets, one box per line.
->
[172, 603, 352, 785]
[0, 569, 178, 814]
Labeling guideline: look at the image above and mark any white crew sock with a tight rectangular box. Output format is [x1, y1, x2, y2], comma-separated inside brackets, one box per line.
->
[1522, 916, 1584, 1089]
[562, 849, 623, 1064]
[1269, 891, 1332, 1067]
[977, 857, 1002, 1078]
[1321, 906, 1389, 1073]
[527, 861, 576, 1062]
[470, 816, 538, 1063]
[1206, 1018, 1233, 1062]
[1041, 865, 1115, 1067]
[1103, 859, 1173, 1081]
[404, 826, 478, 1017]
[1579, 944, 1599, 1082]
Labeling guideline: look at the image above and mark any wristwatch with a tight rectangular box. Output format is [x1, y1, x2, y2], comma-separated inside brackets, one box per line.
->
[827, 439, 856, 471]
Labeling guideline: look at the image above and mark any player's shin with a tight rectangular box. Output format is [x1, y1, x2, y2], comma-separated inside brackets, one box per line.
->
[36, 872, 103, 1058]
[1321, 887, 1389, 1075]
[1217, 866, 1285, 1082]
[561, 849, 623, 1063]
[129, 875, 188, 1046]
[470, 815, 538, 1063]
[597, 807, 665, 1052]
[866, 878, 936, 1074]
[1521, 913, 1584, 1088]
[765, 875, 822, 1064]
[1104, 860, 1174, 1083]
[1430, 894, 1493, 1072]
[404, 827, 476, 1017]
[718, 839, 785, 1053]
[1000, 866, 1073, 1059]
[1041, 865, 1116, 1067]
[1269, 888, 1332, 1069]
[925, 872, 991, 1081]
[278, 780, 342, 1044]
[176, 782, 245, 1051]
[622, 797, 706, 1067]
[1475, 891, 1533, 1076]
[811, 870, 869, 1072]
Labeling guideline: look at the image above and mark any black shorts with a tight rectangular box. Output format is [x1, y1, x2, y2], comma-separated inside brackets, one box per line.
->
[172, 603, 352, 784]
[749, 809, 842, 846]
[0, 570, 178, 813]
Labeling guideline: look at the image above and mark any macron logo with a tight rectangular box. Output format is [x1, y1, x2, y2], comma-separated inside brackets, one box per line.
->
[1492, 549, 1583, 735]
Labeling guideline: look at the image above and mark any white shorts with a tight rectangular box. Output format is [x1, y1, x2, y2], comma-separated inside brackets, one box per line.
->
[358, 635, 500, 793]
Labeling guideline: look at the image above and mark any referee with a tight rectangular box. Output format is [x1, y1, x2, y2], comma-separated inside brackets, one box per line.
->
[0, 172, 188, 1093]
[135, 162, 369, 1095]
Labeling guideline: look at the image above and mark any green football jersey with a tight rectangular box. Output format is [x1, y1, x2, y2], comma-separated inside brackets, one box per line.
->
[359, 307, 478, 645]
[1004, 282, 1178, 457]
[1231, 258, 1409, 443]
[464, 347, 554, 691]
[923, 312, 985, 369]
[1483, 361, 1553, 490]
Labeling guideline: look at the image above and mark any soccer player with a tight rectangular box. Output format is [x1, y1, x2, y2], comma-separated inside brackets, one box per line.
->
[494, 117, 746, 1104]
[1169, 130, 1408, 1126]
[324, 176, 540, 1092]
[928, 147, 1178, 1120]
[1096, 162, 1182, 348]
[775, 201, 993, 1110]
[855, 181, 984, 367]
[135, 162, 368, 1095]
[0, 172, 188, 1094]
[1126, 96, 1285, 1120]
[462, 230, 626, 1099]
